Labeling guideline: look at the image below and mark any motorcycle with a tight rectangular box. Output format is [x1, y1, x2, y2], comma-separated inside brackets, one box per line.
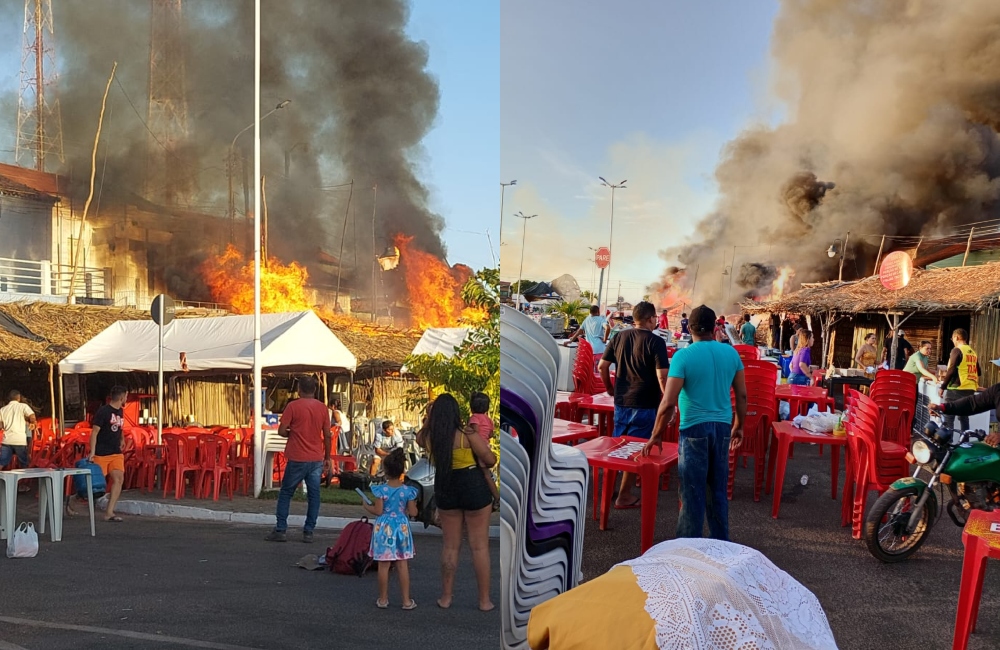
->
[405, 456, 438, 529]
[864, 421, 1000, 562]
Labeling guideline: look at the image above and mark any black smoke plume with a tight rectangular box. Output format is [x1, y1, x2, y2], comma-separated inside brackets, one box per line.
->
[1, 0, 444, 298]
[651, 0, 1000, 311]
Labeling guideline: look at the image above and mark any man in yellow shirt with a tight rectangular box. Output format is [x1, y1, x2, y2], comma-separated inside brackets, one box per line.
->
[938, 328, 980, 432]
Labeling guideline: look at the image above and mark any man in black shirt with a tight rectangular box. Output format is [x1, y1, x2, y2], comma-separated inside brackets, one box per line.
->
[88, 386, 128, 522]
[930, 382, 1000, 447]
[598, 301, 670, 509]
[882, 328, 914, 370]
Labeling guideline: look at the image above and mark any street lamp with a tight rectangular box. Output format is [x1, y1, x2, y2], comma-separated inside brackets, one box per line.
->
[284, 140, 307, 178]
[515, 210, 537, 311]
[827, 231, 850, 281]
[229, 99, 291, 229]
[599, 177, 626, 311]
[500, 180, 517, 246]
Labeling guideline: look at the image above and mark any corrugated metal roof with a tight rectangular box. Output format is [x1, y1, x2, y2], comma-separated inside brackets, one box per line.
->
[0, 162, 65, 196]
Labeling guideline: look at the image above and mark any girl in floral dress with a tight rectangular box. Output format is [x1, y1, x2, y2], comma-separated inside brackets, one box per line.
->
[364, 448, 418, 610]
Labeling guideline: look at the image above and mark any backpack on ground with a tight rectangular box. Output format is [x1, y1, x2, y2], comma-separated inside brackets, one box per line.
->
[325, 517, 374, 577]
[74, 459, 107, 499]
[337, 471, 372, 492]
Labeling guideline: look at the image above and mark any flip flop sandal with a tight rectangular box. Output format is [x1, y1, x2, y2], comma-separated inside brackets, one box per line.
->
[376, 600, 389, 609]
[105, 516, 124, 522]
[613, 498, 641, 510]
[402, 600, 417, 610]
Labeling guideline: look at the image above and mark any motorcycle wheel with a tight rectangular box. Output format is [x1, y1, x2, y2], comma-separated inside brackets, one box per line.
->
[863, 486, 936, 563]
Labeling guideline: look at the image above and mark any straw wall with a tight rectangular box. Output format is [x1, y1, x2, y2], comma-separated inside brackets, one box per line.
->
[971, 309, 1000, 388]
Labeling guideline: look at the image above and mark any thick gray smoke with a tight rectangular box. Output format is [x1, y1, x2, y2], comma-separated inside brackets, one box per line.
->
[651, 0, 1000, 311]
[3, 0, 444, 298]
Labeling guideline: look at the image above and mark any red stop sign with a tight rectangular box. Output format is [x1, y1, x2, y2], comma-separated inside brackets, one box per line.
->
[595, 247, 611, 269]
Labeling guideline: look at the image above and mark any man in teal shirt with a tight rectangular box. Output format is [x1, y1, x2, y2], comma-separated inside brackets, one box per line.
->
[565, 305, 609, 354]
[739, 314, 756, 346]
[643, 305, 747, 541]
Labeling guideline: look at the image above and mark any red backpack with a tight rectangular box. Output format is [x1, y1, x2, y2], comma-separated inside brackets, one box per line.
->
[326, 517, 374, 577]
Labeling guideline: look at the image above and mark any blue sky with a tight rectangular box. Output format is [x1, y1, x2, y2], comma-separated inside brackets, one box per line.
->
[500, 0, 781, 302]
[407, 1, 499, 271]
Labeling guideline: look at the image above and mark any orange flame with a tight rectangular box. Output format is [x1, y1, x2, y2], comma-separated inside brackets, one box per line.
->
[770, 266, 795, 299]
[201, 244, 313, 314]
[395, 235, 480, 329]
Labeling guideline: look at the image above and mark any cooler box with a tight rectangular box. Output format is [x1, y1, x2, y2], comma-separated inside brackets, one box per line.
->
[780, 355, 792, 379]
[557, 344, 577, 392]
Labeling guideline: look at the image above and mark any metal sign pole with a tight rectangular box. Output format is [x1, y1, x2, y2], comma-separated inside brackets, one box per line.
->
[158, 299, 164, 444]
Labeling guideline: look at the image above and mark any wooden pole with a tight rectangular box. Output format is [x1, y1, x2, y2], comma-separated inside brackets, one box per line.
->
[914, 235, 924, 260]
[963, 227, 975, 267]
[261, 175, 268, 268]
[67, 62, 117, 300]
[57, 367, 66, 439]
[873, 235, 886, 276]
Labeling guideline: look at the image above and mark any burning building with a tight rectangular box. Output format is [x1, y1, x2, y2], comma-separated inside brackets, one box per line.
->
[650, 0, 1000, 312]
[0, 0, 474, 330]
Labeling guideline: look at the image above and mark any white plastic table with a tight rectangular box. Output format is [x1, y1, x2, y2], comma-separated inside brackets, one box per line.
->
[0, 468, 60, 551]
[52, 467, 96, 540]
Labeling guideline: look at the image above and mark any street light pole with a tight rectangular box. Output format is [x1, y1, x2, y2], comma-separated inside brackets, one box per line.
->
[252, 0, 263, 498]
[515, 211, 537, 311]
[228, 99, 290, 239]
[599, 177, 626, 312]
[500, 180, 516, 246]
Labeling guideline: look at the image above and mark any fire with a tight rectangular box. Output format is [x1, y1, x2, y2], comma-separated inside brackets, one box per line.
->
[395, 235, 477, 329]
[201, 244, 313, 314]
[770, 266, 795, 299]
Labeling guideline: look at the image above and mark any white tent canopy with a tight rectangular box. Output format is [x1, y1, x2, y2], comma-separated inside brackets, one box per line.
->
[58, 311, 357, 374]
[401, 327, 469, 374]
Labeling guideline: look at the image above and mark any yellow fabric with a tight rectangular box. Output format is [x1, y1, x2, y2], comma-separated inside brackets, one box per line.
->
[429, 434, 477, 470]
[527, 565, 657, 650]
[957, 344, 979, 390]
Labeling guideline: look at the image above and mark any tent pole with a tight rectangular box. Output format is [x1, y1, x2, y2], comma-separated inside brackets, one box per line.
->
[48, 362, 56, 434]
[348, 371, 354, 448]
[57, 367, 66, 439]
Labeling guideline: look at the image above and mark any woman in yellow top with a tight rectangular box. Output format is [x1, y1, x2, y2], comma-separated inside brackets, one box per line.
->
[417, 393, 497, 612]
[855, 333, 878, 376]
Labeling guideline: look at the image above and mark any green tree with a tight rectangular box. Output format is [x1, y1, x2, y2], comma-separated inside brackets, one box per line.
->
[510, 279, 535, 296]
[548, 299, 589, 323]
[580, 290, 597, 302]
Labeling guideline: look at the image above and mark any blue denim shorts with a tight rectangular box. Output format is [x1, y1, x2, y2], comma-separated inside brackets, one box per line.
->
[613, 407, 657, 439]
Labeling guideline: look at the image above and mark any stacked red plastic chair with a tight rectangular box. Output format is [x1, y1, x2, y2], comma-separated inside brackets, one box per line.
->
[841, 389, 910, 538]
[571, 338, 603, 394]
[869, 370, 917, 447]
[733, 344, 759, 361]
[729, 360, 778, 501]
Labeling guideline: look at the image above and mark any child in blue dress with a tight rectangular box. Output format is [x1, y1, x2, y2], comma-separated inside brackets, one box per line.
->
[364, 448, 418, 609]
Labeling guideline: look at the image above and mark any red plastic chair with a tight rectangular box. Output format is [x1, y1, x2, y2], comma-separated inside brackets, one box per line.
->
[196, 434, 233, 501]
[554, 401, 579, 423]
[162, 434, 199, 499]
[229, 435, 254, 496]
[729, 362, 778, 501]
[734, 344, 759, 361]
[952, 510, 1000, 650]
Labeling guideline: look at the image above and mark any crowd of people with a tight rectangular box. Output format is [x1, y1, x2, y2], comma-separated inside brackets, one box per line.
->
[267, 378, 497, 612]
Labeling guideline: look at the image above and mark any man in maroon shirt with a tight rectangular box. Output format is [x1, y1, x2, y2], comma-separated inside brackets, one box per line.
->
[266, 376, 332, 543]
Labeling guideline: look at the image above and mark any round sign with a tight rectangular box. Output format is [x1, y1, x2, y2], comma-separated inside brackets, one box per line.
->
[879, 251, 913, 291]
[595, 247, 611, 269]
[151, 294, 176, 326]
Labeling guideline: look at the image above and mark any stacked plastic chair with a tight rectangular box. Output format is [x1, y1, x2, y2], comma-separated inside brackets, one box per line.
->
[733, 344, 759, 361]
[729, 360, 778, 501]
[869, 370, 917, 446]
[571, 338, 605, 394]
[501, 307, 589, 650]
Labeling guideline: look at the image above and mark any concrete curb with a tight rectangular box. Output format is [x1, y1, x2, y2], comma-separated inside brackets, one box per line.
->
[115, 500, 500, 539]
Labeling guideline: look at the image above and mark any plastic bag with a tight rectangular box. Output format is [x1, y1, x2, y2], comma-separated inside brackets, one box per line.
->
[6, 522, 38, 558]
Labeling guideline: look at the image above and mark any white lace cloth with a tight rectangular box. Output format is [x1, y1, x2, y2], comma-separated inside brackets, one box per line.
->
[617, 539, 838, 650]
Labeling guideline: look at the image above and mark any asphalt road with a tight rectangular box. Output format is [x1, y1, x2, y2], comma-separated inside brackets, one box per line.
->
[0, 510, 499, 650]
[580, 444, 1000, 649]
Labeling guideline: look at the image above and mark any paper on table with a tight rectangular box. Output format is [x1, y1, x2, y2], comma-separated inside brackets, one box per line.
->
[606, 442, 647, 459]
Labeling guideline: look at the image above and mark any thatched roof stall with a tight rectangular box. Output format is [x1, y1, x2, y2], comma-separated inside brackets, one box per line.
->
[742, 263, 1000, 385]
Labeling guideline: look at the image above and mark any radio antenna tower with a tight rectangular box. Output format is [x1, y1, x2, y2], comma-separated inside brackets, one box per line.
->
[146, 0, 190, 206]
[15, 0, 64, 172]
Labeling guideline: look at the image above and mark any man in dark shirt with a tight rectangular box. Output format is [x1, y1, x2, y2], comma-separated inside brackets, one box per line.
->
[87, 386, 128, 522]
[937, 328, 981, 432]
[598, 301, 670, 509]
[882, 328, 914, 370]
[929, 381, 1000, 447]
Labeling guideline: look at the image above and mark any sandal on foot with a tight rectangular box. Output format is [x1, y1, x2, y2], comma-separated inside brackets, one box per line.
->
[105, 516, 124, 522]
[402, 600, 417, 610]
[376, 599, 389, 609]
[613, 497, 641, 510]
[436, 598, 452, 609]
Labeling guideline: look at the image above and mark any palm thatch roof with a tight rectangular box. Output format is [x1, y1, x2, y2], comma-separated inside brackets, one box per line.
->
[0, 301, 420, 369]
[742, 262, 1000, 315]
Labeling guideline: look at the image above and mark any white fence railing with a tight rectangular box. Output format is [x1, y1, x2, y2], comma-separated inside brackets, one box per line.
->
[0, 257, 109, 300]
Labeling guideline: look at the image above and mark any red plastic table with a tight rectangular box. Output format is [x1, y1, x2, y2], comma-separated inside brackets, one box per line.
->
[576, 436, 679, 554]
[953, 510, 1000, 650]
[765, 421, 846, 519]
[551, 418, 599, 445]
[774, 384, 834, 417]
[556, 391, 616, 436]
